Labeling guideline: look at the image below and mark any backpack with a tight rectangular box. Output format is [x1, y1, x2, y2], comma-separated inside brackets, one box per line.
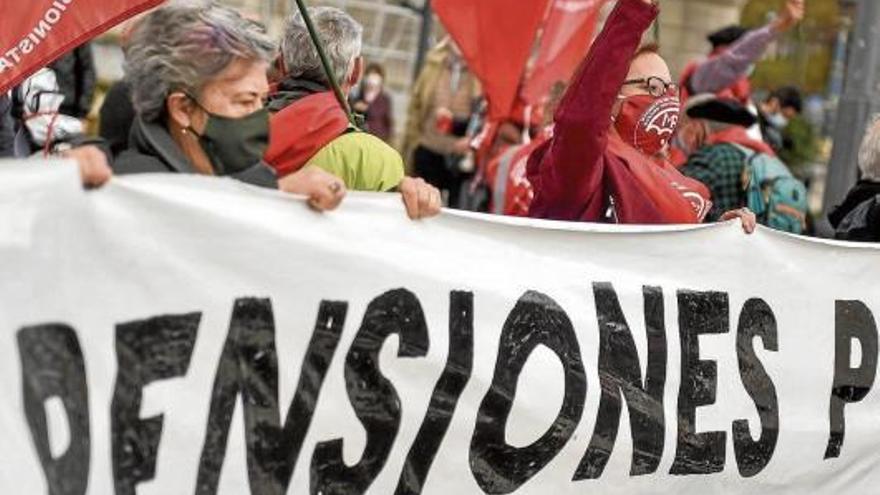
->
[732, 144, 808, 234]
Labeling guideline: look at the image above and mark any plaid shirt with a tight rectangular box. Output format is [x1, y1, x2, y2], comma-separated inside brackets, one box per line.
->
[680, 143, 747, 222]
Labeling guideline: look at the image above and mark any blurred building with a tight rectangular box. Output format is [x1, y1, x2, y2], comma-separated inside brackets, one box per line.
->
[231, 0, 752, 144]
[658, 0, 748, 77]
[89, 0, 753, 144]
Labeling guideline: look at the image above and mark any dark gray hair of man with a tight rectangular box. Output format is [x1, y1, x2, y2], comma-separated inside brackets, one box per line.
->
[281, 6, 364, 88]
[859, 114, 880, 182]
[125, 1, 276, 123]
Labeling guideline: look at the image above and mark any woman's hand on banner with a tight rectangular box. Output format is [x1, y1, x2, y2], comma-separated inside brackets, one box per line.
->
[720, 208, 757, 234]
[63, 145, 112, 189]
[399, 177, 442, 220]
[278, 166, 346, 212]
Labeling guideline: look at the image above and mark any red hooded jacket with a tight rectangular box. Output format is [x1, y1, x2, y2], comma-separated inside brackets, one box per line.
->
[264, 91, 350, 178]
[527, 0, 711, 225]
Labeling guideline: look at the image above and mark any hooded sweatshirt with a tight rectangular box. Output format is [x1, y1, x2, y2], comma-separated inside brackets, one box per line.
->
[527, 0, 711, 225]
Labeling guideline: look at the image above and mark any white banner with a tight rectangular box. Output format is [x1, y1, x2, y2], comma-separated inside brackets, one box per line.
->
[2, 162, 880, 495]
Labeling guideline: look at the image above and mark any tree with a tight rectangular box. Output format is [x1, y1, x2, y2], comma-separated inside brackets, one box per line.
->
[740, 0, 841, 94]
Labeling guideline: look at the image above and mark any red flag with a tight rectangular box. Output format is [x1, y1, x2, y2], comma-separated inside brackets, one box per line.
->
[433, 0, 604, 121]
[433, 0, 551, 120]
[0, 0, 164, 94]
[521, 0, 606, 106]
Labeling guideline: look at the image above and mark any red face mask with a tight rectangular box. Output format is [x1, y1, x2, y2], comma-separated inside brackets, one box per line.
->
[614, 90, 681, 156]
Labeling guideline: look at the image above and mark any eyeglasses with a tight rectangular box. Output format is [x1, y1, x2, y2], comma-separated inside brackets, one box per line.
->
[621, 76, 679, 98]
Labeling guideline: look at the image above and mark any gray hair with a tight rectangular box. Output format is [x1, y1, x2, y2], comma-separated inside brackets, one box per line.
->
[281, 7, 363, 87]
[125, 1, 276, 122]
[859, 115, 880, 182]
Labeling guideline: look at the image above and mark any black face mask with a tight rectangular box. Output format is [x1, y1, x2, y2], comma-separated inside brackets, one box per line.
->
[187, 98, 271, 176]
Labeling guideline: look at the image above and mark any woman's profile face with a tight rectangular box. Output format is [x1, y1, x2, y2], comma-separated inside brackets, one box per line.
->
[187, 58, 270, 133]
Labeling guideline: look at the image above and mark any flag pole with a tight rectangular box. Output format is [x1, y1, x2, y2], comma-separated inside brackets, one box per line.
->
[292, 0, 356, 125]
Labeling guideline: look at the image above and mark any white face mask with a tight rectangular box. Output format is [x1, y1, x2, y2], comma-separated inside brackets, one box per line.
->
[365, 74, 383, 89]
[767, 112, 788, 129]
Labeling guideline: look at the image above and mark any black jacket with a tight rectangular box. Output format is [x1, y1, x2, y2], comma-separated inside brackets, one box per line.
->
[828, 180, 880, 242]
[99, 81, 136, 157]
[0, 94, 13, 158]
[114, 117, 277, 189]
[50, 44, 96, 119]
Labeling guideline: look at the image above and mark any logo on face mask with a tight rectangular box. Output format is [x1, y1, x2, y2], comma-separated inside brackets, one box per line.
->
[615, 93, 681, 156]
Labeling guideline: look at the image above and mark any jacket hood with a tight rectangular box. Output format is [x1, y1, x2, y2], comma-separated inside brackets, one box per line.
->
[265, 89, 351, 178]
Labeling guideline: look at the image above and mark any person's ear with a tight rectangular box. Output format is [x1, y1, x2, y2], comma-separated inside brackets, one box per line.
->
[348, 56, 364, 88]
[166, 92, 197, 131]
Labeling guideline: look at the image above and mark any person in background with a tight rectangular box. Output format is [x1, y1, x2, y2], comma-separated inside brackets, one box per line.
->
[267, 6, 440, 218]
[829, 116, 880, 242]
[485, 82, 566, 216]
[99, 80, 136, 158]
[0, 94, 13, 158]
[402, 36, 481, 206]
[98, 20, 143, 158]
[116, 2, 345, 211]
[15, 67, 92, 155]
[680, 0, 804, 105]
[679, 95, 778, 221]
[350, 62, 394, 143]
[50, 43, 97, 122]
[527, 0, 755, 232]
[759, 86, 817, 178]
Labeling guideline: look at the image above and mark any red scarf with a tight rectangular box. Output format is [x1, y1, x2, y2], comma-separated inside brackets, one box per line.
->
[608, 132, 712, 224]
[706, 126, 775, 156]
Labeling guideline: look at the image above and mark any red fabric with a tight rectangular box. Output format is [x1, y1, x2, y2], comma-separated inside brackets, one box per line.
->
[669, 118, 774, 169]
[527, 0, 711, 225]
[435, 0, 605, 121]
[265, 92, 350, 178]
[434, 0, 550, 121]
[0, 0, 164, 94]
[522, 0, 607, 106]
[487, 129, 551, 216]
[614, 90, 681, 157]
[706, 125, 775, 156]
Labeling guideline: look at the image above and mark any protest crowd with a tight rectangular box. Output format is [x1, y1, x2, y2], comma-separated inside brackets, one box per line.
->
[4, 0, 878, 240]
[6, 0, 880, 493]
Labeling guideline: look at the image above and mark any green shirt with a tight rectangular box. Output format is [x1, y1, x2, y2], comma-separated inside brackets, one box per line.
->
[306, 130, 405, 192]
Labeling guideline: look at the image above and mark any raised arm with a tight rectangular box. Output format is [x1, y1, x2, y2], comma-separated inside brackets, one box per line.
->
[690, 0, 803, 95]
[528, 0, 658, 220]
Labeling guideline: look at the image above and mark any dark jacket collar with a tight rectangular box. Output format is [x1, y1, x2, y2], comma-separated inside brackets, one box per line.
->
[267, 76, 329, 113]
[126, 116, 278, 189]
[128, 116, 199, 174]
[829, 180, 880, 228]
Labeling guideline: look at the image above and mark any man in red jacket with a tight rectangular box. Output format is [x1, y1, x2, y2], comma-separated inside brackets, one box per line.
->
[527, 0, 754, 232]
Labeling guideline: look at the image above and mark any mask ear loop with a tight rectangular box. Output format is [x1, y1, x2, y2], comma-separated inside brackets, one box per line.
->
[180, 92, 207, 138]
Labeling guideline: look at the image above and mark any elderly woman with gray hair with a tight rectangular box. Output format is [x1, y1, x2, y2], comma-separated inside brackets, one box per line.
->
[829, 116, 880, 242]
[114, 2, 345, 211]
